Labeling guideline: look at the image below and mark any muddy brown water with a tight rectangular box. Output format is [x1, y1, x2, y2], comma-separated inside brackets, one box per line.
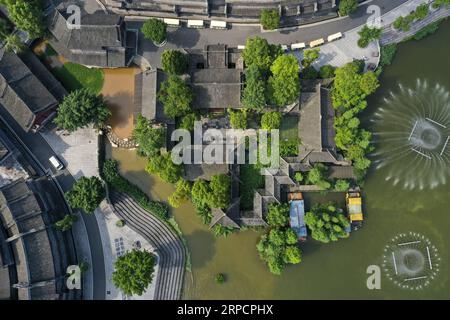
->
[102, 68, 140, 139]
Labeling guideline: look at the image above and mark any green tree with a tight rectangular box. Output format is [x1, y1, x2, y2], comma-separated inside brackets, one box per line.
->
[269, 229, 286, 246]
[261, 111, 282, 130]
[3, 34, 25, 53]
[133, 115, 165, 157]
[54, 214, 78, 232]
[161, 50, 188, 75]
[268, 54, 300, 106]
[305, 203, 350, 243]
[242, 37, 282, 71]
[141, 18, 167, 44]
[319, 65, 336, 79]
[283, 246, 302, 264]
[308, 164, 331, 189]
[65, 177, 105, 214]
[339, 0, 358, 16]
[285, 228, 298, 245]
[294, 172, 304, 183]
[158, 76, 194, 119]
[191, 179, 212, 208]
[8, 0, 45, 38]
[210, 174, 231, 209]
[334, 179, 350, 192]
[242, 65, 267, 110]
[360, 71, 380, 95]
[215, 273, 226, 284]
[54, 89, 110, 132]
[112, 249, 156, 296]
[260, 9, 280, 30]
[146, 153, 182, 183]
[179, 112, 199, 131]
[302, 48, 320, 68]
[357, 25, 382, 48]
[229, 109, 248, 129]
[168, 179, 191, 208]
[266, 203, 289, 227]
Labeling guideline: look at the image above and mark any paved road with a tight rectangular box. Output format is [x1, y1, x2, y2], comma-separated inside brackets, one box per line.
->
[126, 0, 409, 68]
[0, 106, 106, 300]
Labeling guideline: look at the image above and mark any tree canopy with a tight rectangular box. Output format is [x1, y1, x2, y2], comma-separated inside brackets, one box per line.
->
[242, 37, 282, 71]
[266, 202, 290, 227]
[357, 26, 382, 48]
[132, 115, 166, 157]
[65, 177, 105, 214]
[302, 48, 320, 68]
[54, 89, 110, 132]
[261, 111, 282, 130]
[260, 9, 280, 30]
[339, 0, 358, 16]
[161, 50, 188, 75]
[209, 174, 231, 209]
[112, 249, 156, 296]
[54, 214, 78, 232]
[305, 203, 350, 243]
[191, 179, 212, 208]
[242, 65, 267, 110]
[158, 76, 194, 119]
[141, 18, 167, 44]
[146, 152, 182, 184]
[268, 54, 300, 106]
[229, 109, 248, 129]
[6, 0, 45, 38]
[168, 179, 191, 208]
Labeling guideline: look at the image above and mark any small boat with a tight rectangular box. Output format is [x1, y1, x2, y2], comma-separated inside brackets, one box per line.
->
[346, 191, 364, 230]
[288, 192, 307, 241]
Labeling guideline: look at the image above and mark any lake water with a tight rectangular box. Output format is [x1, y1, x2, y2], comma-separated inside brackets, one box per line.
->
[109, 21, 450, 299]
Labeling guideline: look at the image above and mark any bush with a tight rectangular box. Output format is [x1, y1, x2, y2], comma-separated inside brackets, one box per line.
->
[161, 50, 188, 75]
[305, 203, 350, 243]
[334, 179, 351, 192]
[294, 172, 304, 183]
[339, 0, 358, 16]
[116, 220, 125, 228]
[319, 65, 336, 79]
[229, 109, 248, 129]
[260, 9, 280, 30]
[179, 112, 199, 131]
[146, 153, 183, 184]
[215, 273, 226, 284]
[357, 26, 382, 48]
[158, 76, 194, 119]
[379, 44, 397, 67]
[102, 159, 170, 220]
[261, 111, 282, 130]
[141, 18, 167, 44]
[412, 19, 442, 40]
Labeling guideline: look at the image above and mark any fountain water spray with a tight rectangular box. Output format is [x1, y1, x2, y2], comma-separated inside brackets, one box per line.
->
[373, 79, 450, 189]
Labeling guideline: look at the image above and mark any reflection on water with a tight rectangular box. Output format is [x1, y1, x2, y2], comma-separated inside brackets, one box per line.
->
[108, 21, 450, 299]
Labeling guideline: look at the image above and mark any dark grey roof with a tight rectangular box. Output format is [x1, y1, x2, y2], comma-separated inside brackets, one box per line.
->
[187, 45, 242, 109]
[210, 198, 241, 229]
[139, 69, 173, 124]
[48, 7, 131, 67]
[0, 179, 72, 300]
[0, 52, 59, 132]
[299, 85, 323, 152]
[0, 139, 8, 161]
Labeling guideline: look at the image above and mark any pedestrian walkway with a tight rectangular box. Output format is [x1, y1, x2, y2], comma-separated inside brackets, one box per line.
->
[381, 3, 450, 45]
[96, 201, 159, 300]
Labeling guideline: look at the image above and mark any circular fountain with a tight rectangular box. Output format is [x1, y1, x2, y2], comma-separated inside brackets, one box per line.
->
[372, 79, 450, 189]
[382, 232, 440, 290]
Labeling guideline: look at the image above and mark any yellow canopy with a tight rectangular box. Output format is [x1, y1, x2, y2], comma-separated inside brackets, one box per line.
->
[350, 213, 364, 222]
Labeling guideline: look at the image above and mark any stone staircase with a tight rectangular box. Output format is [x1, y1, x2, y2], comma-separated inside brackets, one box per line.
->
[109, 191, 186, 300]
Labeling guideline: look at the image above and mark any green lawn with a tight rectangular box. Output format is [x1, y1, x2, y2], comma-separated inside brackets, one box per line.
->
[239, 164, 265, 210]
[280, 115, 299, 157]
[53, 62, 104, 94]
[280, 115, 298, 141]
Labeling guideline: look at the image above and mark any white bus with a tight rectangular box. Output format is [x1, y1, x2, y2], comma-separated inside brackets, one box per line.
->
[187, 19, 204, 28]
[163, 18, 180, 27]
[291, 42, 306, 50]
[210, 20, 227, 29]
[327, 32, 343, 42]
[309, 38, 325, 48]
